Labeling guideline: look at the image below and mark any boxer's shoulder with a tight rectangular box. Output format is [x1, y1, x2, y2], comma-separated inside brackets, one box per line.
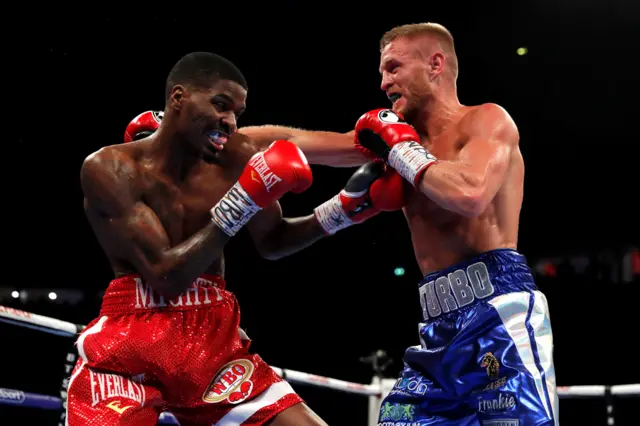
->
[82, 144, 140, 181]
[81, 144, 142, 214]
[457, 103, 519, 143]
[459, 103, 510, 124]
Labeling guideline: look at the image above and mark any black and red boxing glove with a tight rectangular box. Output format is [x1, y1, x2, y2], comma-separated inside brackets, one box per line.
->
[354, 109, 438, 187]
[124, 110, 164, 142]
[211, 140, 313, 236]
[313, 161, 406, 235]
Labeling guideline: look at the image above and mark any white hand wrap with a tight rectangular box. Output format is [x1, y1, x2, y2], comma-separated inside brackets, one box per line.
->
[388, 141, 438, 187]
[313, 194, 353, 235]
[210, 182, 262, 237]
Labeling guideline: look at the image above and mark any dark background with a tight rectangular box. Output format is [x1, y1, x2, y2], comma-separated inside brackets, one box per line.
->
[2, 2, 639, 425]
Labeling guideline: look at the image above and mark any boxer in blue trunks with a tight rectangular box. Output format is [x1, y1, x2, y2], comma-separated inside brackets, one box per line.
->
[242, 22, 558, 426]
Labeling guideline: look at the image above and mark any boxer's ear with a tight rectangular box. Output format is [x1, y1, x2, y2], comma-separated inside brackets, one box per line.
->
[428, 52, 446, 80]
[169, 85, 185, 111]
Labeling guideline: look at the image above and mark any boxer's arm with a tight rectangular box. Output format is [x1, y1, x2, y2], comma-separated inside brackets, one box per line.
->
[239, 126, 367, 167]
[80, 149, 230, 297]
[416, 104, 519, 217]
[246, 201, 326, 260]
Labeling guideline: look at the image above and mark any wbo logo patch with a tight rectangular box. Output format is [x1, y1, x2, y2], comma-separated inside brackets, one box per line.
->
[203, 359, 255, 404]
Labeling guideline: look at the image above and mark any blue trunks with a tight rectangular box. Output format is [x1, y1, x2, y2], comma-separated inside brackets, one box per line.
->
[378, 249, 558, 426]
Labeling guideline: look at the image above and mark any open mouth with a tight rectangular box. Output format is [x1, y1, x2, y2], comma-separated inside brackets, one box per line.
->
[206, 130, 229, 150]
[388, 93, 402, 104]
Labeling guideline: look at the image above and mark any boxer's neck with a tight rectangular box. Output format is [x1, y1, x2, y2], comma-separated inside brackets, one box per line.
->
[416, 85, 462, 139]
[148, 124, 201, 181]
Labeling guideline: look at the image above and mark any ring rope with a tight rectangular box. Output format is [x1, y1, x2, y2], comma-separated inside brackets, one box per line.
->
[0, 387, 179, 424]
[2, 304, 639, 402]
[0, 305, 83, 337]
[0, 305, 379, 396]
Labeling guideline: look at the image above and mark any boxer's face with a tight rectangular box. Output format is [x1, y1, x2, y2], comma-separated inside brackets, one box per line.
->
[171, 79, 247, 163]
[380, 37, 432, 121]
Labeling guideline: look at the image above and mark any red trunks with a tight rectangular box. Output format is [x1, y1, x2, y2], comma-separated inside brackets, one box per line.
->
[65, 274, 302, 425]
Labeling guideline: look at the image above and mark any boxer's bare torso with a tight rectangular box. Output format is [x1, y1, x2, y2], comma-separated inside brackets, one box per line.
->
[404, 104, 523, 275]
[82, 133, 258, 281]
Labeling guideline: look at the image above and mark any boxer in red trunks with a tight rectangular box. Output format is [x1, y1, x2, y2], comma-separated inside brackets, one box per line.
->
[69, 51, 405, 426]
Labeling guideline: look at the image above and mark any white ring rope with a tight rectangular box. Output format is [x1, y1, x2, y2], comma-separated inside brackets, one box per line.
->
[557, 384, 640, 397]
[1, 304, 639, 399]
[0, 305, 82, 337]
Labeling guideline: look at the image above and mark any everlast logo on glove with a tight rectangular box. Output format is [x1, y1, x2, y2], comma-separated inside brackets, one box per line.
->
[249, 153, 283, 192]
[211, 140, 313, 237]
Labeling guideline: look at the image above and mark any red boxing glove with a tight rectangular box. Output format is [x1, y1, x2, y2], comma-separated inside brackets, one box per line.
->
[354, 109, 437, 187]
[370, 166, 406, 211]
[124, 110, 163, 142]
[314, 162, 405, 235]
[211, 140, 313, 236]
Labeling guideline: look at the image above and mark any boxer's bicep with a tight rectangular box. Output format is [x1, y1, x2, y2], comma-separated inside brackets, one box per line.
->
[458, 134, 514, 202]
[120, 202, 172, 274]
[80, 150, 133, 217]
[418, 105, 518, 217]
[239, 126, 365, 167]
[458, 106, 519, 200]
[81, 150, 171, 277]
[93, 198, 173, 282]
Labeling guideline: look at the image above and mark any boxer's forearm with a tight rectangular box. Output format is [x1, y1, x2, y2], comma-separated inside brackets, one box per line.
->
[256, 215, 327, 260]
[153, 221, 231, 297]
[417, 162, 487, 218]
[240, 126, 366, 167]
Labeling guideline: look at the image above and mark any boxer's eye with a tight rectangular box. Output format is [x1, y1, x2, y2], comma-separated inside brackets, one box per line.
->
[211, 95, 233, 111]
[213, 101, 227, 111]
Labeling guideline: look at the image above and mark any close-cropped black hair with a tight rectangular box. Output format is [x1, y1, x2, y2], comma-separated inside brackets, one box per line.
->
[165, 52, 247, 102]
